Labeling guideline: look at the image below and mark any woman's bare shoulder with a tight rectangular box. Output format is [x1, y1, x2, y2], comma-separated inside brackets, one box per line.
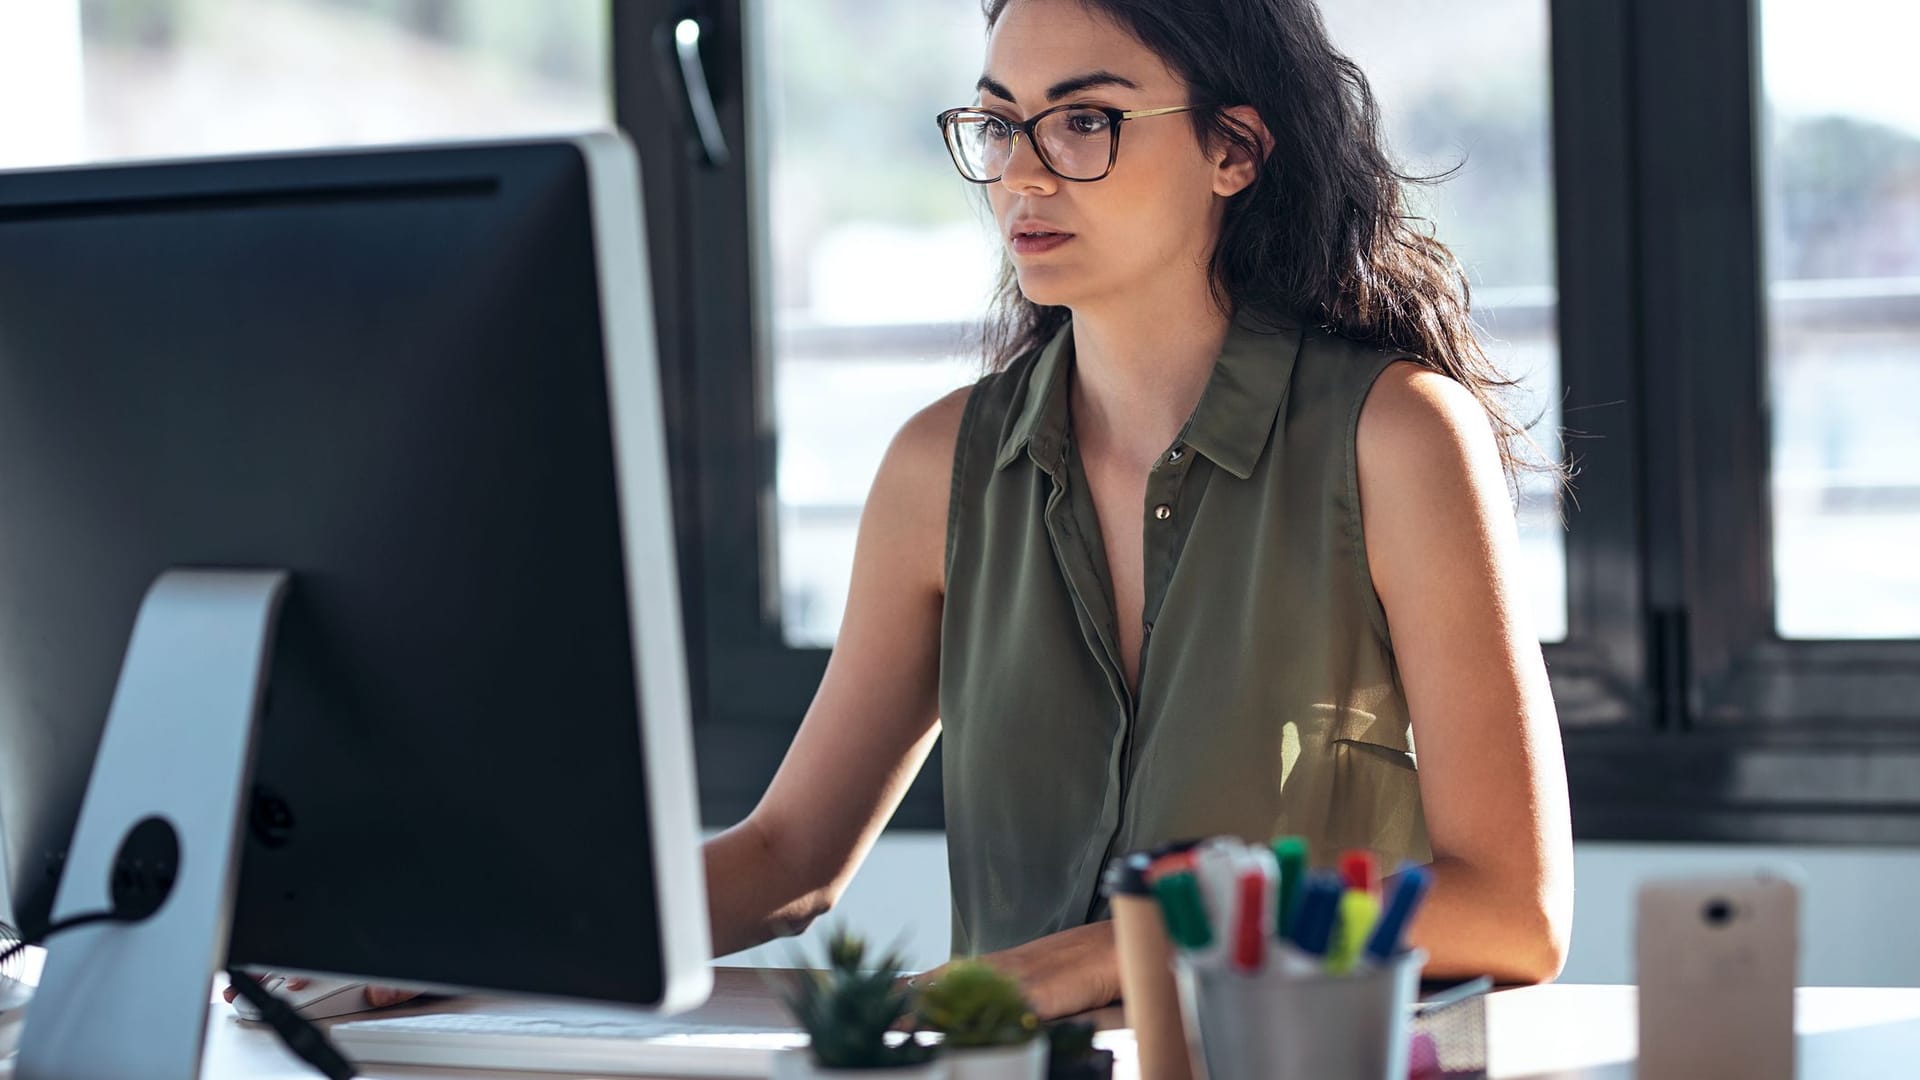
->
[885, 384, 975, 482]
[859, 385, 976, 591]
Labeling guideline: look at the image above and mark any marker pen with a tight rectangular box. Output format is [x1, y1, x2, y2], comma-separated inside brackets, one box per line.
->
[1363, 863, 1434, 967]
[1270, 835, 1308, 941]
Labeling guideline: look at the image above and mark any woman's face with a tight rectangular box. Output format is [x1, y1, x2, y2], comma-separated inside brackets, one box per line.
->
[979, 0, 1242, 311]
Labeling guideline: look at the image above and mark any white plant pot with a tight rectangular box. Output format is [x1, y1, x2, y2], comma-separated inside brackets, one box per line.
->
[943, 1038, 1049, 1080]
[771, 1047, 951, 1080]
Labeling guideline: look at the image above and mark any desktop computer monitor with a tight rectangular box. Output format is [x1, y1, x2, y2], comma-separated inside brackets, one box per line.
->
[0, 133, 711, 1039]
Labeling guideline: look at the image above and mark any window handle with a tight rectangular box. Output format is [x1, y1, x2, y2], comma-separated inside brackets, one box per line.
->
[665, 15, 730, 168]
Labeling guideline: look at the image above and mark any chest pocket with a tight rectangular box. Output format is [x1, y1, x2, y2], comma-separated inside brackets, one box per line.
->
[1275, 704, 1431, 869]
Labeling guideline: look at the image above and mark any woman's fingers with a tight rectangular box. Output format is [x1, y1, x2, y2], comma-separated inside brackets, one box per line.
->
[221, 974, 419, 1010]
[223, 971, 283, 1004]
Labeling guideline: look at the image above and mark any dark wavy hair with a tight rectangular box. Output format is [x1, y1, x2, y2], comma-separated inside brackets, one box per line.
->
[977, 0, 1562, 489]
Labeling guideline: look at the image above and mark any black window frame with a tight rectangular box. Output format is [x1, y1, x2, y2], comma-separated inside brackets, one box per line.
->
[615, 0, 1920, 842]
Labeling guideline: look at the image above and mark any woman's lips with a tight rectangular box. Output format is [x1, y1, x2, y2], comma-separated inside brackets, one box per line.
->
[1011, 232, 1074, 255]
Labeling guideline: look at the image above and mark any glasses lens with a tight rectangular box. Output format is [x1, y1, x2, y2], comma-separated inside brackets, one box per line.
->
[1035, 107, 1115, 180]
[944, 111, 1013, 181]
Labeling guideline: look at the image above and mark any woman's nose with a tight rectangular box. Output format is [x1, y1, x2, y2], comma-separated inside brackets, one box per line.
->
[998, 131, 1056, 194]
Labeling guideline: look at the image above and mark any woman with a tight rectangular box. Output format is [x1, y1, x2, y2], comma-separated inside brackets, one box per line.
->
[228, 0, 1574, 1021]
[704, 0, 1573, 1019]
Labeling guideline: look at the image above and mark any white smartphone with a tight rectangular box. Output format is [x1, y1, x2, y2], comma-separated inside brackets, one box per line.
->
[1635, 872, 1799, 1080]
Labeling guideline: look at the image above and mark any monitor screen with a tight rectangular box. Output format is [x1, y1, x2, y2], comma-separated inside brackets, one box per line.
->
[0, 135, 708, 1010]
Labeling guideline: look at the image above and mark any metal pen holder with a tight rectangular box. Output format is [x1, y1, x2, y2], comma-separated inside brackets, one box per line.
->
[1173, 949, 1425, 1080]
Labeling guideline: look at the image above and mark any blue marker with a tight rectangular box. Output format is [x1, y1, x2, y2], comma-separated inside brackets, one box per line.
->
[1290, 870, 1345, 958]
[1363, 863, 1433, 966]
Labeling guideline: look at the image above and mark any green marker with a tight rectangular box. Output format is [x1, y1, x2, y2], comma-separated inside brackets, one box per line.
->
[1270, 836, 1308, 940]
[1150, 870, 1214, 952]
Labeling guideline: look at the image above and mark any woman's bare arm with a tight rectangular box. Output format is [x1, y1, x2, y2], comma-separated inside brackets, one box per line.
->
[1357, 361, 1575, 984]
[703, 387, 970, 959]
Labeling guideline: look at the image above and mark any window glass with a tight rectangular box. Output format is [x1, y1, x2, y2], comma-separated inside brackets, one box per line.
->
[0, 0, 608, 170]
[758, 0, 993, 645]
[1760, 0, 1920, 639]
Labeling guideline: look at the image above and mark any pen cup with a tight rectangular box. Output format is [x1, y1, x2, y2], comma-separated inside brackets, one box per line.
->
[1172, 948, 1425, 1080]
[1104, 849, 1194, 1080]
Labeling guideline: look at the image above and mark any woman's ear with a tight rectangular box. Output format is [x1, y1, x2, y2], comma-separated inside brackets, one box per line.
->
[1212, 105, 1272, 198]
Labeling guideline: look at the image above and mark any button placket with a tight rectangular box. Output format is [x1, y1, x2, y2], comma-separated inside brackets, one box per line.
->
[1141, 458, 1188, 623]
[1148, 447, 1190, 527]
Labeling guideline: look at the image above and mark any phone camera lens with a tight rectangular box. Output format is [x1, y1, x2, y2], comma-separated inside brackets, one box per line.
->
[1703, 899, 1735, 926]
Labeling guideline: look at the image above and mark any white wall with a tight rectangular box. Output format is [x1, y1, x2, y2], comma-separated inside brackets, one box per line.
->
[713, 832, 1920, 986]
[1566, 842, 1920, 986]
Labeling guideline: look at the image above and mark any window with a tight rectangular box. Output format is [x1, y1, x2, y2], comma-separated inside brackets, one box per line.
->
[1, 0, 608, 170]
[1759, 0, 1920, 640]
[27, 0, 1915, 840]
[609, 1, 1920, 837]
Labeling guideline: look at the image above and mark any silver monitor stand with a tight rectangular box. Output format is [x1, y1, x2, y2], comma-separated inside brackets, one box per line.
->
[17, 569, 289, 1080]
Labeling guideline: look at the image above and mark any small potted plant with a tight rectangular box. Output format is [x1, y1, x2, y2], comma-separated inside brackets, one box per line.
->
[1043, 1021, 1114, 1080]
[772, 927, 945, 1079]
[915, 961, 1047, 1080]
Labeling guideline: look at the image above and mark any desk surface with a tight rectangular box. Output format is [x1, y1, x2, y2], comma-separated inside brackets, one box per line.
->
[8, 969, 1920, 1079]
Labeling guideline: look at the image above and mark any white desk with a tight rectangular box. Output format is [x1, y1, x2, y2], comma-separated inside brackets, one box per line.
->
[7, 969, 1920, 1079]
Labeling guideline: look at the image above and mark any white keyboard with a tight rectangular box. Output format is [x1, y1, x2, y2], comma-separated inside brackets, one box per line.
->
[331, 1009, 808, 1077]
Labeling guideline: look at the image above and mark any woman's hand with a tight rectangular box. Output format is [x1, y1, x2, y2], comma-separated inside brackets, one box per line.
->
[220, 975, 419, 1009]
[916, 921, 1119, 1022]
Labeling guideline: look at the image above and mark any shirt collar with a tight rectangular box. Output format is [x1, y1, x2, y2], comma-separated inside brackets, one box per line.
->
[994, 309, 1302, 480]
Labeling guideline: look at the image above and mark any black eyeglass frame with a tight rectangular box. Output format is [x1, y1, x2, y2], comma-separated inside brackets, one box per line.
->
[934, 102, 1210, 183]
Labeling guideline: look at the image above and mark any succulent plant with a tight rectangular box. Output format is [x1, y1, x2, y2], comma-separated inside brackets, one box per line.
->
[914, 960, 1040, 1049]
[776, 926, 935, 1069]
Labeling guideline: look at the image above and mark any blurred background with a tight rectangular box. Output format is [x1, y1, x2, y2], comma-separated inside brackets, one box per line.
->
[3, 0, 1918, 984]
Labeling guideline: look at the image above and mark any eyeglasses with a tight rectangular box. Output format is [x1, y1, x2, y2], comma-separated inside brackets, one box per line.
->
[935, 102, 1208, 183]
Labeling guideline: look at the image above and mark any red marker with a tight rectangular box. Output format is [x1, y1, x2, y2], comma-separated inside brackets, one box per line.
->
[1340, 849, 1378, 899]
[1232, 861, 1271, 973]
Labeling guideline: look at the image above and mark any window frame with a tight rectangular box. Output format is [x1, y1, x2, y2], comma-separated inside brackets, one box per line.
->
[1558, 0, 1920, 844]
[615, 0, 1920, 841]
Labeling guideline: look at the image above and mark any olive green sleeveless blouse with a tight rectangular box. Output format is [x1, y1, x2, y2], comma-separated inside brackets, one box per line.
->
[939, 309, 1432, 958]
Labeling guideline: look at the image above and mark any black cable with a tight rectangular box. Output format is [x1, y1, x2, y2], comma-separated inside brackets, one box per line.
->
[0, 909, 131, 968]
[0, 909, 357, 1080]
[225, 969, 358, 1080]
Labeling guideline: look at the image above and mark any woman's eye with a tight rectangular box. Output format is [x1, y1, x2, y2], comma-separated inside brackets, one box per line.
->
[1065, 112, 1110, 136]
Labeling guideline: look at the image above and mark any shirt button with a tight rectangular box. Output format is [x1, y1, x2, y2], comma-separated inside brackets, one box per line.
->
[1168, 447, 1184, 463]
[1154, 504, 1173, 521]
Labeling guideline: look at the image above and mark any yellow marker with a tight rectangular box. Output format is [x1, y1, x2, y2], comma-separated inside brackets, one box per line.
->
[1327, 890, 1380, 974]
